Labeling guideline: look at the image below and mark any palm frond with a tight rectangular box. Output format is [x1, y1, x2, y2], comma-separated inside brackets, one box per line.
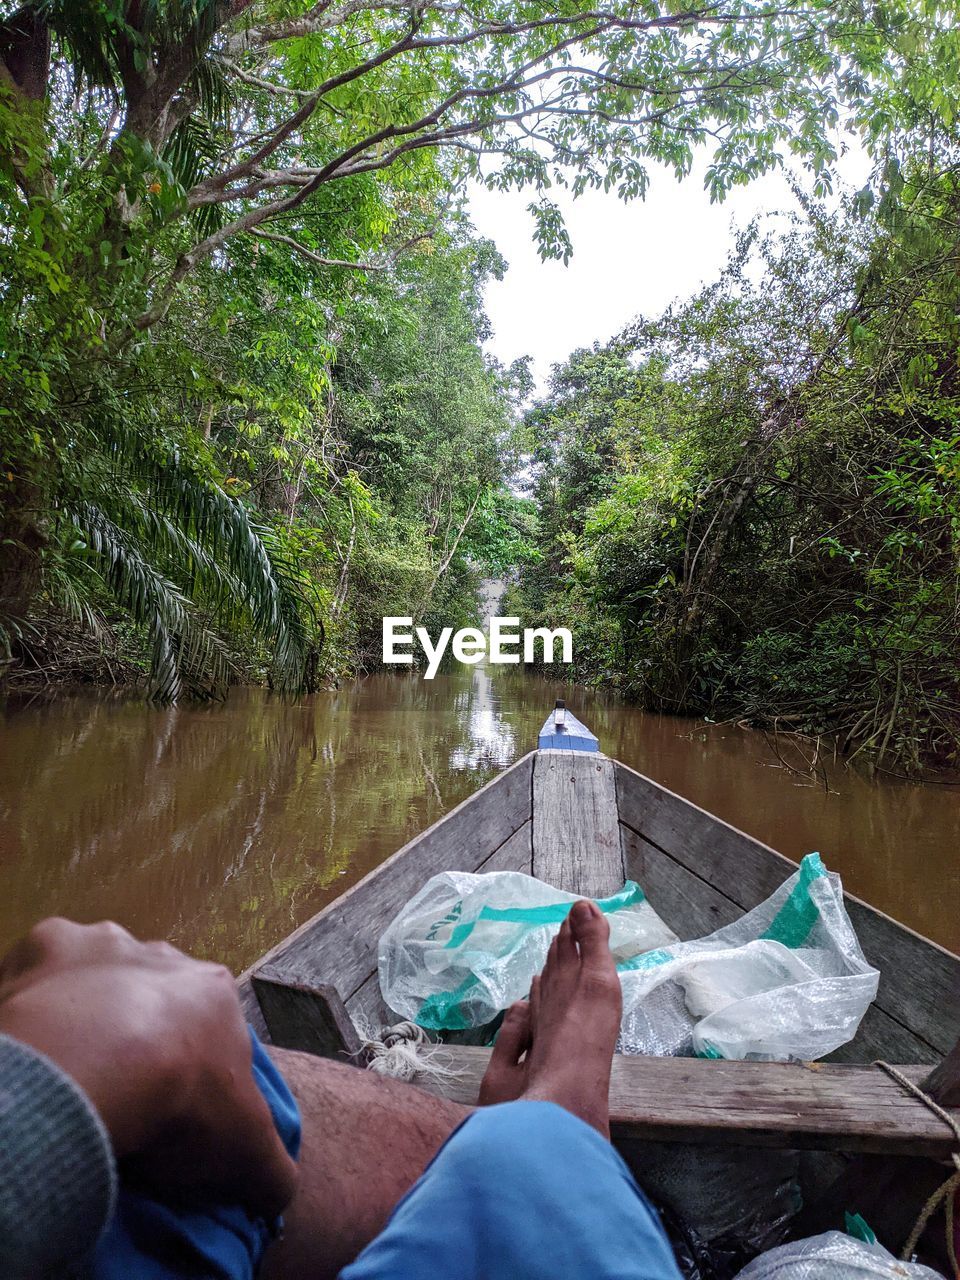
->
[37, 0, 123, 92]
[0, 609, 39, 663]
[67, 499, 234, 702]
[141, 458, 313, 677]
[44, 558, 105, 639]
[188, 54, 232, 124]
[158, 0, 221, 52]
[163, 110, 228, 235]
[123, 490, 250, 614]
[64, 424, 317, 699]
[39, 0, 224, 97]
[164, 116, 218, 188]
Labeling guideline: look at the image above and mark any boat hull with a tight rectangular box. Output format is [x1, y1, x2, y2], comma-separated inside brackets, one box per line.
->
[238, 744, 960, 1164]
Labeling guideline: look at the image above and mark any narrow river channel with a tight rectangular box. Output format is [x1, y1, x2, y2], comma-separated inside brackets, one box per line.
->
[2, 665, 958, 972]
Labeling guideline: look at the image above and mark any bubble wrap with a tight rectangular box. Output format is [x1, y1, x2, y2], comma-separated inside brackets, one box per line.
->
[734, 1231, 945, 1280]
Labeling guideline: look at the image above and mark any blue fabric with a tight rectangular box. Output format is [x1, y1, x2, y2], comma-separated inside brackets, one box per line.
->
[340, 1100, 684, 1280]
[87, 1029, 301, 1280]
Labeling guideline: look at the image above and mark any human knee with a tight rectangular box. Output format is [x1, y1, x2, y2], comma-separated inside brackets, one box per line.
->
[442, 1101, 613, 1185]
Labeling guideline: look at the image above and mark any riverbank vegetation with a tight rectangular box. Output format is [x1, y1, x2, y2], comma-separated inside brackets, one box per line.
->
[1, 1, 958, 771]
[515, 155, 960, 773]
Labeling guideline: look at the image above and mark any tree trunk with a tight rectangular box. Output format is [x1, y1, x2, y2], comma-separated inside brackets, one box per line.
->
[417, 490, 481, 620]
[0, 469, 47, 639]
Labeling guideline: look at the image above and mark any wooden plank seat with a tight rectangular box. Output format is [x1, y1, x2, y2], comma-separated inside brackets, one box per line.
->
[240, 964, 960, 1159]
[412, 1048, 960, 1160]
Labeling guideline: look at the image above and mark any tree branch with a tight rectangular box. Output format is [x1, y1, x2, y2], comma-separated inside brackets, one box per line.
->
[249, 227, 385, 271]
[133, 0, 831, 328]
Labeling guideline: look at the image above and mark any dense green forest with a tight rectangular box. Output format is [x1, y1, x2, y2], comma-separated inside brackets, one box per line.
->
[516, 163, 960, 774]
[0, 0, 957, 770]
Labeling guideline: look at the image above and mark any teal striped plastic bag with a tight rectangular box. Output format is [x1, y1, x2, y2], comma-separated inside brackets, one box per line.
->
[618, 853, 880, 1060]
[378, 870, 678, 1031]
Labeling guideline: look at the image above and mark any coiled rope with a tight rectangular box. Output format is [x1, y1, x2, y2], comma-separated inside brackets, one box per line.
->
[357, 1019, 465, 1085]
[875, 1060, 960, 1277]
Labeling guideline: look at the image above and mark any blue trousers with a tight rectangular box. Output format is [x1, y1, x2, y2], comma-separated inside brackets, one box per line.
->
[341, 1101, 684, 1280]
[88, 1032, 301, 1280]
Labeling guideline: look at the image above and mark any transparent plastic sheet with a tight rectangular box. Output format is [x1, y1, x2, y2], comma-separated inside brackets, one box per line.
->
[733, 1231, 945, 1280]
[378, 857, 881, 1268]
[618, 854, 880, 1061]
[616, 857, 880, 1271]
[378, 870, 678, 1030]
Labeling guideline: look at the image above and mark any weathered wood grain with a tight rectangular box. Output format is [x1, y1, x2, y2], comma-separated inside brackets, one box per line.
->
[826, 1003, 940, 1066]
[345, 972, 399, 1039]
[533, 751, 623, 898]
[621, 826, 939, 1065]
[922, 1037, 960, 1106]
[414, 1047, 960, 1158]
[238, 975, 270, 1040]
[235, 752, 534, 1019]
[253, 964, 363, 1062]
[484, 818, 533, 877]
[615, 761, 960, 1057]
[621, 826, 741, 938]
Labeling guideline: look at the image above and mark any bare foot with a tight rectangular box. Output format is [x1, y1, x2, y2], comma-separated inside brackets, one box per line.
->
[479, 900, 622, 1138]
[478, 999, 531, 1105]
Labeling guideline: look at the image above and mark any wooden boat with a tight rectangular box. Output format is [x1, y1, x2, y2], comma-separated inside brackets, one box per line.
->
[239, 701, 960, 1232]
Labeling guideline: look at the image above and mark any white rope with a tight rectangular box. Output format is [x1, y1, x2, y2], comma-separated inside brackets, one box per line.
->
[875, 1060, 960, 1276]
[354, 1017, 466, 1084]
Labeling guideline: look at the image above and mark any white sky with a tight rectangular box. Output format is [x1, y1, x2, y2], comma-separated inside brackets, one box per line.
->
[468, 146, 871, 393]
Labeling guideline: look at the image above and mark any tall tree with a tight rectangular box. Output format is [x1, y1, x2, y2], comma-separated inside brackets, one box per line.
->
[0, 0, 954, 693]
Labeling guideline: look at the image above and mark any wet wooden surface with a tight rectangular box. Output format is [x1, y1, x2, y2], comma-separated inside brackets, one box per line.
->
[253, 964, 363, 1062]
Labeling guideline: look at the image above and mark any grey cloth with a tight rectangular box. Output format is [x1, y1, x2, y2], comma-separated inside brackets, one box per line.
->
[0, 1032, 117, 1277]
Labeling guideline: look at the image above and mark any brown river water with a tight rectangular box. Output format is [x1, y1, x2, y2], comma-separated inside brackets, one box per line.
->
[1, 665, 958, 972]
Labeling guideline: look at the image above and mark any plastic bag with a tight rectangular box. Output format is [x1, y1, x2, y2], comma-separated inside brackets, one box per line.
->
[618, 853, 879, 1060]
[734, 1231, 944, 1280]
[638, 1142, 801, 1268]
[378, 870, 677, 1030]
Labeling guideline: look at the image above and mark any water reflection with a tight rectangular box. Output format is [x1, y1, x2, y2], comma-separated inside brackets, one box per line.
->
[1, 665, 957, 973]
[449, 665, 517, 770]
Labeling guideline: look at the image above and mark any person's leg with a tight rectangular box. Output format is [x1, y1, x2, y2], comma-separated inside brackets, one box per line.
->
[259, 1049, 470, 1280]
[340, 1100, 682, 1280]
[342, 901, 682, 1280]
